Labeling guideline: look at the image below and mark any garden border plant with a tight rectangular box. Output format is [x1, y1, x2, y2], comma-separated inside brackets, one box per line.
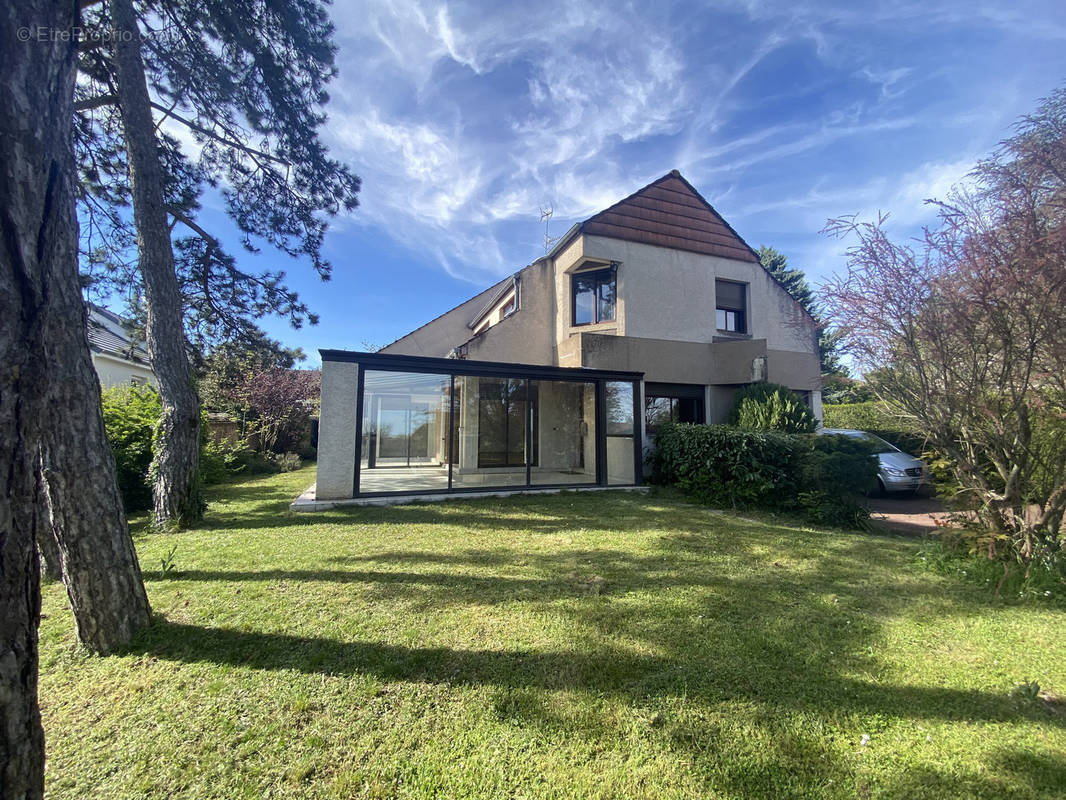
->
[649, 423, 879, 528]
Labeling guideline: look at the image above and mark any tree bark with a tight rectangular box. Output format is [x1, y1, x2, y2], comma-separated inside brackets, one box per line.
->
[34, 473, 64, 584]
[110, 0, 203, 528]
[37, 291, 152, 651]
[0, 1, 82, 795]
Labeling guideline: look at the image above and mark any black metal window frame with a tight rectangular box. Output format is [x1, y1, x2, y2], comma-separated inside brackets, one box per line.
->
[571, 264, 617, 327]
[644, 382, 706, 434]
[323, 350, 644, 498]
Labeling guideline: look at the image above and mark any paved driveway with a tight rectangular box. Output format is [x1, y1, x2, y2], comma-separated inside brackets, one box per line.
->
[868, 494, 948, 535]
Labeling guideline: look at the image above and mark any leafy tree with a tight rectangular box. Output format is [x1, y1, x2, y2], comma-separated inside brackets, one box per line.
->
[243, 369, 322, 454]
[757, 245, 815, 309]
[820, 374, 874, 405]
[198, 336, 318, 455]
[73, 0, 360, 528]
[199, 335, 305, 414]
[822, 87, 1066, 566]
[728, 383, 818, 433]
[758, 245, 848, 376]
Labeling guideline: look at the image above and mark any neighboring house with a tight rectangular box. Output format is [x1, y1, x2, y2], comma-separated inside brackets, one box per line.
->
[313, 170, 821, 504]
[87, 303, 156, 388]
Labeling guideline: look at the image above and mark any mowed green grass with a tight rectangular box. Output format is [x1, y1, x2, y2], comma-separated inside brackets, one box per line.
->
[39, 466, 1066, 799]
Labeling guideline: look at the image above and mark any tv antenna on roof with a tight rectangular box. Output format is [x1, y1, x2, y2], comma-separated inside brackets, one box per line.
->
[540, 203, 560, 253]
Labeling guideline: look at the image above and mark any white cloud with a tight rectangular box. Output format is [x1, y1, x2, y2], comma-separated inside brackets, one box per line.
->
[317, 0, 1063, 285]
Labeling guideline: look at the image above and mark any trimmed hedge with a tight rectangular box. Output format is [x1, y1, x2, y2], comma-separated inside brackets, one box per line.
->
[650, 423, 879, 528]
[821, 401, 925, 456]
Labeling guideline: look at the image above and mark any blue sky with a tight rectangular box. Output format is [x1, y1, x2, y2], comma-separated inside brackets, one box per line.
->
[192, 0, 1064, 366]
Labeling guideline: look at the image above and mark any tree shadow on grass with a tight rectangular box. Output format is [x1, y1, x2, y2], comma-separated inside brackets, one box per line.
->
[123, 609, 1066, 798]
[142, 533, 985, 622]
[129, 523, 1062, 735]
[127, 485, 1066, 798]
[194, 481, 728, 535]
[129, 620, 1063, 733]
[871, 746, 1066, 800]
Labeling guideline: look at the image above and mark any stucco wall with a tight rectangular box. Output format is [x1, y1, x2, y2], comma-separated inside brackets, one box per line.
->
[551, 235, 626, 346]
[576, 235, 817, 354]
[766, 348, 822, 392]
[381, 277, 512, 358]
[92, 353, 156, 388]
[459, 260, 557, 365]
[316, 360, 360, 499]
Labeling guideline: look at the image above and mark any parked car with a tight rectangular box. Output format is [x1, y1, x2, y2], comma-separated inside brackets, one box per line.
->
[819, 428, 930, 496]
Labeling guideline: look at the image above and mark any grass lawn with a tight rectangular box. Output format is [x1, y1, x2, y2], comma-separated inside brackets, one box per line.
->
[39, 466, 1066, 799]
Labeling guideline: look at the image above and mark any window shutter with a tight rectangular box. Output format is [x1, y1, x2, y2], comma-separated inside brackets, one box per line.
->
[716, 280, 745, 310]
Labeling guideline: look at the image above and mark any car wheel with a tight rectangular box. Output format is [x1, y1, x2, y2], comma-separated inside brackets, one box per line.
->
[876, 477, 887, 498]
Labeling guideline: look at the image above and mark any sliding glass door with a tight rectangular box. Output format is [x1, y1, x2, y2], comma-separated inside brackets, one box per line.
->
[359, 371, 450, 493]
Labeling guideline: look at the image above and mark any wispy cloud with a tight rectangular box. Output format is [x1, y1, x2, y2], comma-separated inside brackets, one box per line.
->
[318, 0, 1064, 284]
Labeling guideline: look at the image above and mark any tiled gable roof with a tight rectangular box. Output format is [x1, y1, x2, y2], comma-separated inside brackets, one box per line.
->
[87, 304, 151, 364]
[580, 170, 759, 263]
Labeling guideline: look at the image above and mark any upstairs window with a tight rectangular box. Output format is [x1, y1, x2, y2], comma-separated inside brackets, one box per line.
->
[572, 266, 616, 326]
[716, 279, 747, 333]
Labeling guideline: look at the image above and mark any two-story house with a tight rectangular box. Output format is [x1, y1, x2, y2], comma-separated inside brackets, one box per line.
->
[309, 171, 821, 505]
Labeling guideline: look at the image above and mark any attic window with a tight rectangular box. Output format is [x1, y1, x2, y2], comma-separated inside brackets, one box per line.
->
[715, 279, 747, 334]
[572, 266, 616, 326]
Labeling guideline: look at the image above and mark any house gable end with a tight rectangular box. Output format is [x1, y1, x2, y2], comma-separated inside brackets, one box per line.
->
[580, 171, 759, 264]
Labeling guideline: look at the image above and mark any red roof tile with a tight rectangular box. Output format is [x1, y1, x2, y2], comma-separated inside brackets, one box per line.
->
[580, 171, 758, 263]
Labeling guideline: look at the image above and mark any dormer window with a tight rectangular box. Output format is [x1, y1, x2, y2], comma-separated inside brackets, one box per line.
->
[572, 265, 616, 326]
[715, 279, 747, 334]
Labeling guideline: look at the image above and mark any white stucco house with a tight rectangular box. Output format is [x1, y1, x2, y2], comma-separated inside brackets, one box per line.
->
[305, 170, 822, 507]
[87, 303, 156, 389]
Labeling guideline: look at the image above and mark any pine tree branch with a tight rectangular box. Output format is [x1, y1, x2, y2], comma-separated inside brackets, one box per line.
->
[167, 207, 220, 251]
[74, 93, 117, 112]
[149, 102, 289, 166]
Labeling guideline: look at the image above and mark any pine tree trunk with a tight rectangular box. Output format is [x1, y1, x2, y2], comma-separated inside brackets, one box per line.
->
[37, 293, 152, 652]
[110, 0, 203, 528]
[34, 473, 64, 584]
[0, 1, 82, 794]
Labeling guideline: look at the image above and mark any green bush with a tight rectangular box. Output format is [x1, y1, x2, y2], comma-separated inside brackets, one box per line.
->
[652, 424, 803, 507]
[272, 452, 302, 472]
[199, 438, 240, 485]
[102, 386, 267, 509]
[797, 434, 881, 527]
[821, 401, 925, 455]
[200, 438, 284, 483]
[729, 383, 817, 433]
[651, 423, 879, 528]
[101, 384, 162, 512]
